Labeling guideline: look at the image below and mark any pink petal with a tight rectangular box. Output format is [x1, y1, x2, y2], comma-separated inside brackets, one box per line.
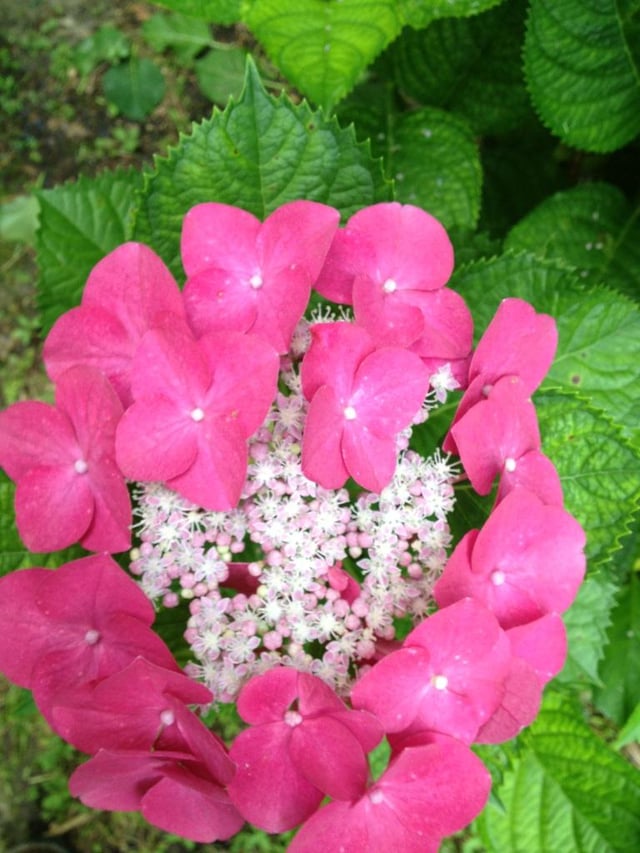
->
[301, 385, 350, 489]
[183, 267, 258, 338]
[352, 348, 428, 434]
[129, 326, 210, 404]
[0, 568, 50, 686]
[54, 365, 123, 454]
[259, 200, 340, 282]
[341, 425, 399, 493]
[407, 287, 474, 361]
[181, 203, 260, 277]
[237, 666, 300, 724]
[475, 657, 542, 743]
[0, 401, 77, 480]
[314, 226, 370, 304]
[296, 670, 346, 715]
[79, 457, 132, 553]
[301, 322, 373, 403]
[507, 613, 567, 684]
[353, 274, 425, 348]
[249, 264, 313, 352]
[228, 723, 323, 832]
[496, 450, 564, 506]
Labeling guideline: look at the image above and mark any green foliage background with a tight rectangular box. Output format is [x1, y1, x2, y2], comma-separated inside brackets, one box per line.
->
[2, 0, 640, 850]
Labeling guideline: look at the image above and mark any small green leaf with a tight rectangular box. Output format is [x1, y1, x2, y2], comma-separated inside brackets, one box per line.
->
[142, 12, 214, 62]
[245, 0, 402, 111]
[524, 0, 640, 152]
[557, 573, 619, 685]
[536, 391, 640, 566]
[134, 58, 390, 278]
[36, 168, 143, 332]
[0, 195, 40, 245]
[613, 698, 640, 749]
[477, 690, 640, 853]
[398, 0, 505, 29]
[505, 182, 640, 299]
[71, 25, 130, 77]
[451, 254, 640, 443]
[195, 46, 248, 104]
[103, 57, 166, 121]
[389, 107, 482, 229]
[594, 568, 640, 726]
[391, 0, 531, 135]
[150, 0, 242, 24]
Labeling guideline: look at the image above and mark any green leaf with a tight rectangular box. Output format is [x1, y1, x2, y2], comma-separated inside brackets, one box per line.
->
[133, 58, 391, 278]
[524, 0, 640, 153]
[36, 168, 143, 333]
[391, 0, 531, 135]
[71, 25, 130, 77]
[536, 391, 640, 566]
[398, 0, 505, 29]
[451, 254, 640, 443]
[195, 46, 248, 104]
[245, 0, 403, 111]
[594, 567, 640, 726]
[142, 12, 214, 62]
[150, 0, 242, 24]
[389, 107, 482, 229]
[557, 573, 619, 685]
[613, 698, 640, 749]
[103, 57, 166, 121]
[0, 195, 40, 245]
[505, 182, 640, 299]
[476, 690, 640, 853]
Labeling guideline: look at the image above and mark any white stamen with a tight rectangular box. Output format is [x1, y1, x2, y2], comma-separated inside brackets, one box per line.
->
[249, 273, 263, 289]
[504, 457, 517, 472]
[74, 459, 88, 474]
[284, 710, 303, 727]
[344, 405, 357, 420]
[369, 789, 384, 805]
[191, 407, 205, 422]
[431, 674, 449, 691]
[382, 278, 397, 294]
[84, 629, 100, 645]
[491, 570, 506, 586]
[160, 709, 175, 727]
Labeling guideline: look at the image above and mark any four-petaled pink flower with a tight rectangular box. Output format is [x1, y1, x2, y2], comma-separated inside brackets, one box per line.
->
[181, 200, 340, 352]
[0, 365, 131, 552]
[301, 322, 429, 492]
[227, 667, 383, 832]
[115, 326, 279, 510]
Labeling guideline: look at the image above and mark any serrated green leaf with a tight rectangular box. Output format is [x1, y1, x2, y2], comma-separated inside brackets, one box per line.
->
[36, 169, 144, 333]
[103, 57, 166, 121]
[557, 573, 619, 685]
[536, 392, 640, 566]
[195, 46, 247, 104]
[390, 107, 482, 229]
[613, 698, 640, 749]
[505, 182, 640, 299]
[391, 0, 531, 135]
[133, 58, 391, 278]
[594, 567, 640, 726]
[245, 0, 402, 112]
[477, 690, 640, 853]
[398, 0, 505, 29]
[451, 254, 640, 443]
[150, 0, 242, 24]
[142, 12, 214, 62]
[524, 0, 640, 153]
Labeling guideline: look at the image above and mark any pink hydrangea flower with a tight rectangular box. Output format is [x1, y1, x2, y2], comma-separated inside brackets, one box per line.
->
[288, 736, 491, 853]
[351, 598, 512, 743]
[301, 322, 429, 491]
[181, 200, 340, 352]
[0, 555, 179, 718]
[0, 365, 131, 552]
[115, 326, 279, 510]
[434, 489, 586, 629]
[227, 667, 383, 832]
[43, 242, 186, 407]
[70, 747, 243, 843]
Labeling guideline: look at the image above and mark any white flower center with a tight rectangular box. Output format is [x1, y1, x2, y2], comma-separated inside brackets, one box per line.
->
[504, 457, 517, 472]
[74, 459, 88, 474]
[344, 405, 357, 420]
[190, 407, 205, 422]
[249, 273, 263, 290]
[369, 789, 384, 805]
[431, 674, 449, 691]
[160, 709, 175, 727]
[84, 629, 100, 645]
[284, 710, 303, 727]
[491, 570, 506, 586]
[382, 278, 397, 294]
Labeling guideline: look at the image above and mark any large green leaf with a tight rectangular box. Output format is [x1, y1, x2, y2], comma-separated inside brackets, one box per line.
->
[36, 169, 143, 333]
[150, 0, 242, 24]
[244, 0, 402, 111]
[476, 690, 640, 852]
[391, 0, 531, 135]
[398, 0, 506, 29]
[389, 107, 482, 229]
[524, 0, 640, 152]
[451, 254, 640, 443]
[505, 182, 640, 299]
[133, 58, 390, 278]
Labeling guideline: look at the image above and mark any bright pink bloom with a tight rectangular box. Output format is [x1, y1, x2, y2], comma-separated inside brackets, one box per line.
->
[351, 598, 511, 743]
[70, 748, 243, 843]
[301, 323, 428, 492]
[288, 737, 491, 853]
[181, 200, 340, 352]
[507, 613, 568, 685]
[434, 489, 586, 629]
[50, 657, 214, 754]
[0, 365, 131, 552]
[227, 667, 383, 832]
[450, 374, 563, 504]
[474, 656, 543, 743]
[444, 298, 557, 453]
[115, 326, 278, 510]
[0, 555, 179, 715]
[43, 242, 186, 407]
